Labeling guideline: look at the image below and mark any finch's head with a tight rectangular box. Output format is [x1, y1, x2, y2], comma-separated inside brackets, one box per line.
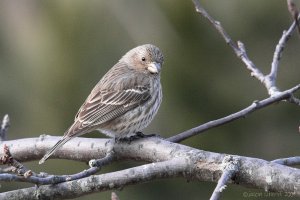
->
[121, 44, 164, 74]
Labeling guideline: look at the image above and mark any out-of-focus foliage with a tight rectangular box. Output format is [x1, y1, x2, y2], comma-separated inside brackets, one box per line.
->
[0, 0, 299, 199]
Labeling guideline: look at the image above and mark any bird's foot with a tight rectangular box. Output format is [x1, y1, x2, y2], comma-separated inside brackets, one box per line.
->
[115, 132, 160, 143]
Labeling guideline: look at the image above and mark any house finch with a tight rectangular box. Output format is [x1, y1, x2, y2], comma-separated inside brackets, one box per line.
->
[39, 44, 164, 164]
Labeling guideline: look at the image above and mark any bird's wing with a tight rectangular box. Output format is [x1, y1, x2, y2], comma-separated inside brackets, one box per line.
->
[40, 86, 151, 164]
[66, 85, 151, 137]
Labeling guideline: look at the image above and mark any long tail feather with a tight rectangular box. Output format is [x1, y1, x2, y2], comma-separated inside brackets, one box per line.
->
[39, 136, 72, 164]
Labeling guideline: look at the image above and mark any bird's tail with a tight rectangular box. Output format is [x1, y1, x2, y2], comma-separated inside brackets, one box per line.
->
[39, 136, 72, 164]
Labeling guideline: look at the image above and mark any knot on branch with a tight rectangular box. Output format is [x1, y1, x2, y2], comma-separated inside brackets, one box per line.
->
[0, 144, 13, 164]
[0, 144, 33, 177]
[221, 155, 239, 175]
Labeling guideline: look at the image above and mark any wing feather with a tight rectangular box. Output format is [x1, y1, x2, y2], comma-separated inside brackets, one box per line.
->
[66, 62, 152, 137]
[68, 87, 150, 137]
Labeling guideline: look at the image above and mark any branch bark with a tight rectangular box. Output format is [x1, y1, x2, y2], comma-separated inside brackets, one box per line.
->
[0, 137, 300, 199]
[209, 156, 239, 200]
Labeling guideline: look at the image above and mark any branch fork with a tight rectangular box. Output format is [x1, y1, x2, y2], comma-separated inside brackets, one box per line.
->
[210, 156, 239, 200]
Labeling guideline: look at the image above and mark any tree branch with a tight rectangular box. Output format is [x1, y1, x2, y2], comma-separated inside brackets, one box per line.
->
[167, 84, 300, 143]
[272, 156, 300, 166]
[0, 158, 188, 200]
[192, 0, 265, 86]
[268, 13, 300, 94]
[0, 144, 36, 178]
[0, 137, 300, 199]
[167, 0, 300, 143]
[192, 0, 300, 96]
[210, 156, 239, 200]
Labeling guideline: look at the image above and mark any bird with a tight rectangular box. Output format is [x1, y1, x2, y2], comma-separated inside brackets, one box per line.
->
[39, 44, 164, 164]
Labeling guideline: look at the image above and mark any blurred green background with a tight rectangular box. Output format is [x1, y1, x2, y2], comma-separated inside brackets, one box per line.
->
[0, 0, 300, 199]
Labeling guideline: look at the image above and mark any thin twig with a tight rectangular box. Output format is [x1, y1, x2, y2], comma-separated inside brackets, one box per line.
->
[236, 41, 265, 83]
[167, 84, 300, 143]
[169, 0, 300, 143]
[0, 114, 10, 141]
[210, 156, 239, 200]
[268, 15, 299, 94]
[192, 0, 300, 96]
[89, 150, 115, 168]
[272, 156, 300, 166]
[0, 149, 115, 185]
[0, 144, 35, 177]
[192, 0, 266, 86]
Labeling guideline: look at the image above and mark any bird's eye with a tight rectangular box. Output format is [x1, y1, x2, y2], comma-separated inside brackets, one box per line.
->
[141, 57, 146, 62]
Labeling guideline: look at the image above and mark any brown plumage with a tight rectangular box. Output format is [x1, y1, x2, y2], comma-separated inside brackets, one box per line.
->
[39, 44, 164, 164]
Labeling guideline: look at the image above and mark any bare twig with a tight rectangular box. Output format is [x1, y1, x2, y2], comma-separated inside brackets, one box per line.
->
[289, 94, 300, 105]
[236, 41, 265, 83]
[192, 0, 266, 86]
[192, 0, 300, 96]
[0, 151, 115, 185]
[89, 139, 115, 167]
[210, 156, 239, 200]
[89, 150, 115, 168]
[0, 163, 101, 185]
[272, 156, 300, 166]
[268, 16, 299, 94]
[0, 144, 35, 177]
[167, 84, 300, 143]
[168, 1, 300, 143]
[0, 114, 10, 141]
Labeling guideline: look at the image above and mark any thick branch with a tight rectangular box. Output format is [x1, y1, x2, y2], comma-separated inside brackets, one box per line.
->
[0, 158, 188, 200]
[1, 137, 300, 198]
[210, 156, 239, 200]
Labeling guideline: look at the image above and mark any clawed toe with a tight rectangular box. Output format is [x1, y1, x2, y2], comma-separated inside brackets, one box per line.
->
[115, 132, 160, 143]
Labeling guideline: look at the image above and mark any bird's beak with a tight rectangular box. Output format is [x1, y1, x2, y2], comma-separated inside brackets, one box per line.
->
[147, 62, 161, 74]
